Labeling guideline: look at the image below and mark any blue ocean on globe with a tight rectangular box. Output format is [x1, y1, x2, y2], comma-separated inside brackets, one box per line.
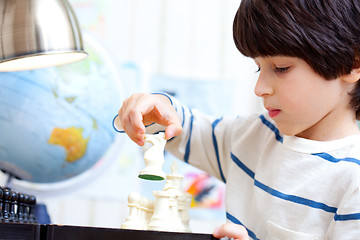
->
[0, 36, 122, 183]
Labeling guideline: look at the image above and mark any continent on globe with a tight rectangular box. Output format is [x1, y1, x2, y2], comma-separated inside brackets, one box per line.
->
[48, 127, 89, 163]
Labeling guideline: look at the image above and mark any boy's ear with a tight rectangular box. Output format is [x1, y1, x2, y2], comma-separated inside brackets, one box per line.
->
[342, 67, 360, 83]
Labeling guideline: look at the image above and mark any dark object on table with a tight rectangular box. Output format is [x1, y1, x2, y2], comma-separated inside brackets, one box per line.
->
[0, 222, 218, 240]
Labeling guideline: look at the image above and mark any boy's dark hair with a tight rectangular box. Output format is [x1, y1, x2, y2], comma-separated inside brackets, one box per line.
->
[233, 0, 360, 119]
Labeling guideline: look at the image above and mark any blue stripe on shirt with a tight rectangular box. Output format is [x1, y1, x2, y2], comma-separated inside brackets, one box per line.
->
[212, 117, 226, 183]
[312, 152, 360, 166]
[335, 213, 360, 221]
[231, 152, 337, 214]
[151, 92, 173, 105]
[259, 115, 283, 143]
[259, 115, 360, 167]
[231, 153, 255, 179]
[226, 212, 259, 240]
[184, 108, 194, 163]
[254, 180, 337, 213]
[181, 105, 185, 127]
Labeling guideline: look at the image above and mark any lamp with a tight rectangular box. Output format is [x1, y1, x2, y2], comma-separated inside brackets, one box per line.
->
[0, 0, 87, 72]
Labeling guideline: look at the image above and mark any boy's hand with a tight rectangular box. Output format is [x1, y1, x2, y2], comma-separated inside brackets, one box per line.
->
[213, 223, 249, 240]
[117, 93, 182, 146]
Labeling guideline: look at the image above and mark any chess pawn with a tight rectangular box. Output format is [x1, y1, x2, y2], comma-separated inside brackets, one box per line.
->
[138, 196, 149, 229]
[1, 188, 11, 222]
[0, 188, 3, 222]
[28, 195, 37, 223]
[23, 194, 30, 223]
[121, 192, 145, 230]
[9, 191, 18, 222]
[138, 132, 167, 181]
[143, 198, 154, 226]
[17, 193, 26, 223]
[147, 190, 173, 231]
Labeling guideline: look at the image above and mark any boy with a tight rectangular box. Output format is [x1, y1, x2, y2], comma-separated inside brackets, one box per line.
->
[114, 0, 360, 239]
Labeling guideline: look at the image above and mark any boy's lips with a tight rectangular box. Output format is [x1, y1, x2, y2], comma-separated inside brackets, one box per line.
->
[266, 108, 281, 118]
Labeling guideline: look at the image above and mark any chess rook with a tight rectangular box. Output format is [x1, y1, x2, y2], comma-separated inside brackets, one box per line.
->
[147, 190, 172, 231]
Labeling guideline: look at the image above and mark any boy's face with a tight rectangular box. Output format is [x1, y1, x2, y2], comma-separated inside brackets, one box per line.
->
[254, 56, 357, 140]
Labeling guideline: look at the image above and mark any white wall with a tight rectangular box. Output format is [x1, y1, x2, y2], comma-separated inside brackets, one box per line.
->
[70, 0, 261, 112]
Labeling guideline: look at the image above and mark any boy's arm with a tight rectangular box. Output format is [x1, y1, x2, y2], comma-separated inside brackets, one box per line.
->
[115, 92, 237, 181]
[158, 93, 235, 181]
[326, 182, 360, 239]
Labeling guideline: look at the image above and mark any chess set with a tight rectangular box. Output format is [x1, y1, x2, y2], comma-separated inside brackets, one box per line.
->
[0, 133, 219, 239]
[121, 133, 193, 232]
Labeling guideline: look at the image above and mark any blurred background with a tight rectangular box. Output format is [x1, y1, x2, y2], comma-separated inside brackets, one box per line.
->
[0, 0, 262, 233]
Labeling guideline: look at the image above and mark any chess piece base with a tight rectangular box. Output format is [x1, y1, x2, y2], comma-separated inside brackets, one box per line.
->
[138, 174, 164, 181]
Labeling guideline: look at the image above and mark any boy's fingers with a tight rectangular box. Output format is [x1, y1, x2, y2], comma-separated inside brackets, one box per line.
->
[213, 223, 249, 240]
[117, 93, 181, 145]
[140, 101, 182, 140]
[153, 101, 182, 138]
[127, 111, 146, 146]
[118, 106, 145, 146]
[165, 123, 182, 140]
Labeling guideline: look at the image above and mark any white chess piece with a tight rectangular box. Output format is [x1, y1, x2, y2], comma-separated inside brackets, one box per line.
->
[162, 161, 189, 232]
[139, 132, 167, 181]
[121, 192, 146, 230]
[166, 161, 184, 194]
[147, 190, 174, 231]
[144, 198, 154, 226]
[168, 191, 187, 232]
[178, 193, 192, 232]
[138, 196, 149, 229]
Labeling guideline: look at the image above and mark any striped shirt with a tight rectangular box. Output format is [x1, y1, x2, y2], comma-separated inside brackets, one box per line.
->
[145, 94, 360, 240]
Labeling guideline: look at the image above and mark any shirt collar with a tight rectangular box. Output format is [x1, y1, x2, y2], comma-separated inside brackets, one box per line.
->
[283, 134, 360, 154]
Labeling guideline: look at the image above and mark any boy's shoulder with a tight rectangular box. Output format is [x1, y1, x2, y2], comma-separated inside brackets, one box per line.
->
[221, 112, 283, 151]
[231, 112, 282, 140]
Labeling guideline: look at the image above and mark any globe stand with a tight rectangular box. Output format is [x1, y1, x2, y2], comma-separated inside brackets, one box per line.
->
[4, 173, 15, 189]
[0, 169, 23, 189]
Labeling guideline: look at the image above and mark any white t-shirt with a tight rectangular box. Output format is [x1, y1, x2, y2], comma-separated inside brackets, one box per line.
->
[144, 95, 360, 240]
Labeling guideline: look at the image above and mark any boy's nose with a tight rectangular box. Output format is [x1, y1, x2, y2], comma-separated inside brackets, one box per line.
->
[254, 74, 273, 97]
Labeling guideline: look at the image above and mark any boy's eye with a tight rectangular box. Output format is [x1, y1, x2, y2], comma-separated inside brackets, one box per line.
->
[255, 67, 261, 73]
[275, 67, 290, 73]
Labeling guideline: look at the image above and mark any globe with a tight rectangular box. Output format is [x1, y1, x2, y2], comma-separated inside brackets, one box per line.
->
[0, 33, 123, 192]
